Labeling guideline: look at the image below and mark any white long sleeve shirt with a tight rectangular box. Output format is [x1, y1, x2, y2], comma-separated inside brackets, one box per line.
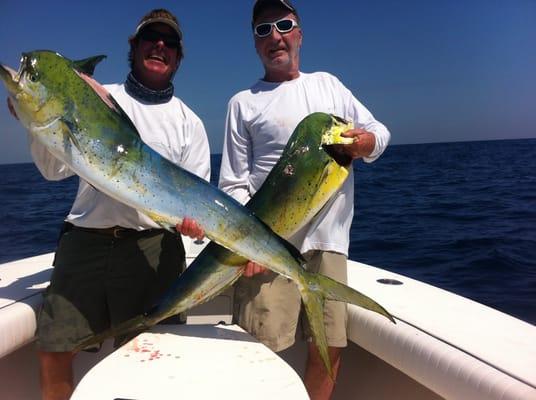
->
[30, 83, 211, 230]
[219, 72, 390, 256]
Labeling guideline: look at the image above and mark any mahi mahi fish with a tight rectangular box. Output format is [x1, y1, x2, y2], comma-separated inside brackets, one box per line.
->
[74, 111, 396, 374]
[0, 51, 394, 375]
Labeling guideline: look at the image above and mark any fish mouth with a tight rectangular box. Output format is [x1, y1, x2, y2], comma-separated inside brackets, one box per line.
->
[0, 63, 19, 94]
[321, 116, 354, 146]
[321, 115, 355, 166]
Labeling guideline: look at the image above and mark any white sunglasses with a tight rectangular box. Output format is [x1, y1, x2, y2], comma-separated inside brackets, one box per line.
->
[254, 18, 299, 38]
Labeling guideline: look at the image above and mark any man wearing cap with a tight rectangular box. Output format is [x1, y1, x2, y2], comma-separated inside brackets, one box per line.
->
[219, 1, 390, 398]
[7, 9, 210, 400]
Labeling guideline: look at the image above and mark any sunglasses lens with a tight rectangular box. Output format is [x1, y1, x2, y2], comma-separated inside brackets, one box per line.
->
[275, 19, 294, 32]
[165, 40, 178, 49]
[140, 30, 157, 41]
[255, 23, 272, 37]
[140, 29, 179, 49]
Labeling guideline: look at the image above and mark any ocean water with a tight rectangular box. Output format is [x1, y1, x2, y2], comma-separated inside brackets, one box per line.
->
[1, 139, 535, 324]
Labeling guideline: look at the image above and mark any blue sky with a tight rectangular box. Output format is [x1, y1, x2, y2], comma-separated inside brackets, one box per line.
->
[1, 0, 535, 164]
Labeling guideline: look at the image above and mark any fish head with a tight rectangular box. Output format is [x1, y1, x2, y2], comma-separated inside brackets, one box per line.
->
[0, 51, 74, 132]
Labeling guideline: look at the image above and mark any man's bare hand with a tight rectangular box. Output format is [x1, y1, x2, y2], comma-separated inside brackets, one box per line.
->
[176, 217, 204, 241]
[331, 128, 375, 160]
[243, 261, 269, 277]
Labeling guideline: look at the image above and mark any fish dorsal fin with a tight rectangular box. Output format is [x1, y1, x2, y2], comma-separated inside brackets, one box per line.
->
[75, 71, 141, 138]
[103, 91, 141, 137]
[73, 55, 106, 76]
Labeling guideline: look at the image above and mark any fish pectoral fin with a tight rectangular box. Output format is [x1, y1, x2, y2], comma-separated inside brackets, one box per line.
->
[59, 118, 85, 158]
[142, 211, 178, 233]
[72, 55, 106, 76]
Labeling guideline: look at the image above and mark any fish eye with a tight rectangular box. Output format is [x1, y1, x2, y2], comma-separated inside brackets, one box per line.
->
[28, 73, 38, 82]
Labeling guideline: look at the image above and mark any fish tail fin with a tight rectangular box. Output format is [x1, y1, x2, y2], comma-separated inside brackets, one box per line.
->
[313, 272, 396, 324]
[298, 270, 396, 378]
[73, 314, 149, 352]
[300, 283, 334, 379]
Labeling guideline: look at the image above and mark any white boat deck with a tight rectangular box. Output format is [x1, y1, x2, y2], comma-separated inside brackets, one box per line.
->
[71, 324, 308, 400]
[1, 243, 535, 400]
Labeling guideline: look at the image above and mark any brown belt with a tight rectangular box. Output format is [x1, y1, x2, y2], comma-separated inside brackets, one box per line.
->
[71, 225, 163, 239]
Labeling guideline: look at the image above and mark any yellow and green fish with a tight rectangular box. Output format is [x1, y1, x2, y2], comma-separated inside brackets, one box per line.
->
[0, 51, 394, 375]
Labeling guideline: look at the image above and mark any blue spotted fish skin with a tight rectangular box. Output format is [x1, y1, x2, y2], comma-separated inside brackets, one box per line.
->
[1, 51, 395, 376]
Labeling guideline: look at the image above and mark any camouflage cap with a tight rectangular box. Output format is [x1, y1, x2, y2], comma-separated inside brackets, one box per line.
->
[132, 9, 183, 41]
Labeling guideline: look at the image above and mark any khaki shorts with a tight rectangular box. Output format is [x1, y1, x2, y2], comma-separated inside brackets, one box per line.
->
[36, 226, 185, 352]
[233, 250, 348, 352]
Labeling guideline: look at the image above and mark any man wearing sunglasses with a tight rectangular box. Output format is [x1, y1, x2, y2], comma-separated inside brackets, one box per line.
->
[219, 1, 390, 399]
[6, 8, 210, 400]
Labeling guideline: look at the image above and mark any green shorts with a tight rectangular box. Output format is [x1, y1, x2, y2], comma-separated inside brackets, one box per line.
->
[36, 226, 185, 352]
[233, 250, 348, 352]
